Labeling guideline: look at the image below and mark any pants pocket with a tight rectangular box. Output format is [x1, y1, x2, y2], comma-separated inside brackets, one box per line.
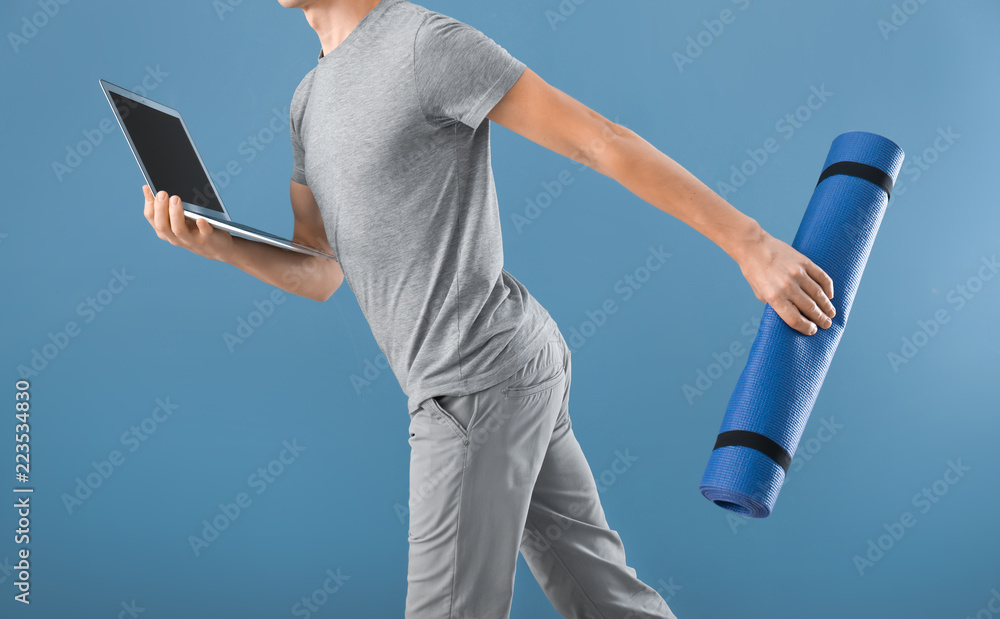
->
[420, 396, 473, 444]
[499, 338, 567, 400]
[501, 368, 564, 399]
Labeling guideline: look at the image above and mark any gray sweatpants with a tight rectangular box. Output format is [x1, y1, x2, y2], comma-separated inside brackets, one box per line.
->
[405, 319, 677, 619]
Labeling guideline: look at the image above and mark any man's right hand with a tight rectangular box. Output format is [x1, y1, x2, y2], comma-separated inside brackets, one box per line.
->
[143, 185, 234, 262]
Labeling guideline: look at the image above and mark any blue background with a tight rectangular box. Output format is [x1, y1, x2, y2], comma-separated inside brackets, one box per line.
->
[2, 0, 998, 617]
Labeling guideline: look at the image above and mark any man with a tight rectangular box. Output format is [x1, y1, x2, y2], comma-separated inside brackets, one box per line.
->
[142, 1, 837, 616]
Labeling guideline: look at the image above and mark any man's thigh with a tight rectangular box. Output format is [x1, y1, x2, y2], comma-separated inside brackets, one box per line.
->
[405, 336, 568, 618]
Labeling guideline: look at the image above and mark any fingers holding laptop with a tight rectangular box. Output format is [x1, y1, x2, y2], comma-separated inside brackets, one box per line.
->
[143, 185, 233, 261]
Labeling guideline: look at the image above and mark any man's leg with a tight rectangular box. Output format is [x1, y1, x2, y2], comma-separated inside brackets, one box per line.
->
[405, 329, 569, 618]
[519, 331, 678, 619]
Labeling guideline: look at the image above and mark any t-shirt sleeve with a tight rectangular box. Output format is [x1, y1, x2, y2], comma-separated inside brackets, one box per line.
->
[290, 105, 307, 185]
[413, 12, 526, 129]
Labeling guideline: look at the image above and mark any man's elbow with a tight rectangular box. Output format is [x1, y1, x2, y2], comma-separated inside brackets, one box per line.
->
[299, 267, 342, 303]
[311, 273, 343, 303]
[577, 118, 630, 177]
[311, 289, 334, 303]
[309, 287, 335, 303]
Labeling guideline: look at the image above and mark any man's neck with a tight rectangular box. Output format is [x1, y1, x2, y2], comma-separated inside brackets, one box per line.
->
[303, 0, 382, 58]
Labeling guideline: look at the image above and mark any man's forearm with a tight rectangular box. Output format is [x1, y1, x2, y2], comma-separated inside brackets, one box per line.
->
[593, 123, 765, 264]
[221, 236, 343, 302]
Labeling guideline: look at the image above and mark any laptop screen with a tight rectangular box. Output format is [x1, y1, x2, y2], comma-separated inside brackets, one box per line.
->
[109, 91, 224, 213]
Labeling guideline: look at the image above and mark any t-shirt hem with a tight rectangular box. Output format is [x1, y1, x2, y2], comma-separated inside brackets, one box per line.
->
[406, 309, 555, 414]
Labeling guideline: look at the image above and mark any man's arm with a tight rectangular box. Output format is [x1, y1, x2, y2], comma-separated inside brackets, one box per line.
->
[142, 181, 343, 302]
[487, 68, 836, 336]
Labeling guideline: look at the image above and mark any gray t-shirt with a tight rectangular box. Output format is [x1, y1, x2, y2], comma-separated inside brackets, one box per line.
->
[290, 0, 553, 413]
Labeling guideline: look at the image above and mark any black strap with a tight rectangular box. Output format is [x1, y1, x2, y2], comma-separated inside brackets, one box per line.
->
[816, 161, 893, 198]
[713, 430, 792, 473]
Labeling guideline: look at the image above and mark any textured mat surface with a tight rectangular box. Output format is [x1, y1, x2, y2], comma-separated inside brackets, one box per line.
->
[700, 131, 905, 518]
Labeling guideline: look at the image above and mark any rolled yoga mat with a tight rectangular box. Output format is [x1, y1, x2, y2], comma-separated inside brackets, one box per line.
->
[700, 131, 904, 518]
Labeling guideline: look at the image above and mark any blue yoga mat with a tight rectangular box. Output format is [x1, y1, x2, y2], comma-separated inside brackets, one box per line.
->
[700, 131, 904, 518]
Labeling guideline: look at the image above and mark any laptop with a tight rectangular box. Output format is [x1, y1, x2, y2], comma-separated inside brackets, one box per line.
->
[99, 79, 337, 261]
